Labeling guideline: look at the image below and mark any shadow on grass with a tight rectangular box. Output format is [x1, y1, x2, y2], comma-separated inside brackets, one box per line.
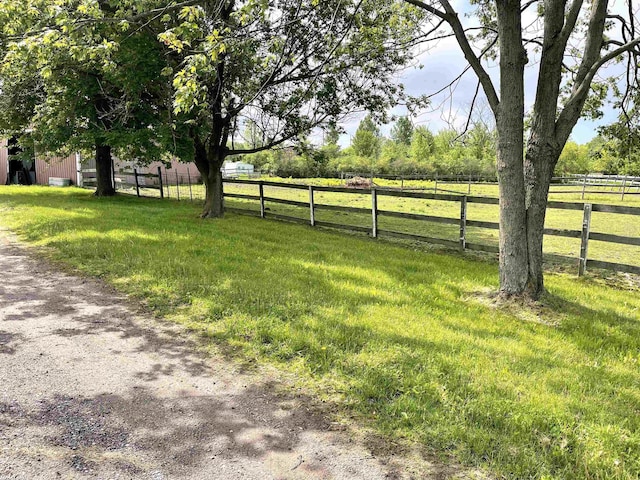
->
[2, 188, 640, 479]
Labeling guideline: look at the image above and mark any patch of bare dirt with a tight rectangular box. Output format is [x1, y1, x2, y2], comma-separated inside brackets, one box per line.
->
[0, 229, 487, 479]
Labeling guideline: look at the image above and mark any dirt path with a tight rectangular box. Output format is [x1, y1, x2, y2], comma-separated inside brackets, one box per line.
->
[0, 234, 447, 480]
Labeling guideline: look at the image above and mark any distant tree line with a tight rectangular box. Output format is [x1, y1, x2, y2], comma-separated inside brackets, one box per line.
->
[236, 115, 640, 179]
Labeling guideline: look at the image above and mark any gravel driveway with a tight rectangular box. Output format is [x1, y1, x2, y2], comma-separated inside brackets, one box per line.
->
[0, 233, 452, 480]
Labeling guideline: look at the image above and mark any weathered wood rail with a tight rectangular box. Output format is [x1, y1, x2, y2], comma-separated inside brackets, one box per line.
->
[341, 172, 640, 200]
[223, 179, 640, 276]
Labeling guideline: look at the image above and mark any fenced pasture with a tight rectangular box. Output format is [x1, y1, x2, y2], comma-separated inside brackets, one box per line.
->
[99, 169, 640, 276]
[343, 172, 640, 201]
[221, 179, 640, 276]
[2, 186, 640, 480]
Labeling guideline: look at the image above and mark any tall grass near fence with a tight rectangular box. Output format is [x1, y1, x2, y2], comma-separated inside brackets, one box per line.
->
[106, 172, 640, 275]
[221, 179, 640, 276]
[1, 186, 640, 479]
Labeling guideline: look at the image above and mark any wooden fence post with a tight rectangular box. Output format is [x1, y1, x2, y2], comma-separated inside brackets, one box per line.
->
[459, 196, 467, 250]
[434, 173, 438, 194]
[621, 176, 627, 201]
[309, 185, 315, 226]
[133, 168, 140, 197]
[187, 167, 193, 201]
[259, 181, 265, 218]
[578, 203, 592, 276]
[371, 188, 378, 238]
[111, 157, 116, 192]
[175, 170, 180, 201]
[581, 172, 588, 199]
[157, 166, 164, 199]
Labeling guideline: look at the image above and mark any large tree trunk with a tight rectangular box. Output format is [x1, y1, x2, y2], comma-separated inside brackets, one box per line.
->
[495, 0, 529, 297]
[193, 137, 226, 218]
[202, 166, 224, 218]
[523, 141, 560, 298]
[94, 144, 115, 197]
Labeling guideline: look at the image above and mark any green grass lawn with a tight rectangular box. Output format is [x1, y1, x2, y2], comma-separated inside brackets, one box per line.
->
[1, 186, 640, 479]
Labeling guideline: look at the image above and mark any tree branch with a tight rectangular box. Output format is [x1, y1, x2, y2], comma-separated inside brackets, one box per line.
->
[558, 0, 585, 45]
[556, 2, 640, 144]
[438, 0, 500, 115]
[403, 0, 447, 20]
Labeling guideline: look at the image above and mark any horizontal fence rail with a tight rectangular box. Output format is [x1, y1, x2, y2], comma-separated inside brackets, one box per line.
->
[85, 165, 201, 201]
[81, 170, 638, 277]
[341, 172, 640, 200]
[222, 179, 640, 277]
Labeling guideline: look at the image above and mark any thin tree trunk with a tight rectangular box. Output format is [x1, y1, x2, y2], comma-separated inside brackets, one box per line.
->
[94, 144, 115, 197]
[496, 0, 529, 297]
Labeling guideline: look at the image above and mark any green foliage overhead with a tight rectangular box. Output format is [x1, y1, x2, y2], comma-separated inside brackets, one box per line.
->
[0, 0, 192, 162]
[323, 123, 342, 147]
[159, 0, 424, 153]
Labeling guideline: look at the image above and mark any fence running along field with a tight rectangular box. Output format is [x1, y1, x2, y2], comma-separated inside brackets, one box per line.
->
[81, 165, 640, 202]
[223, 179, 640, 277]
[79, 168, 640, 277]
[342, 172, 640, 200]
[81, 166, 203, 200]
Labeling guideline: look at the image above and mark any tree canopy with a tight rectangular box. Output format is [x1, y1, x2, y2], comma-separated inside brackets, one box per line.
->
[156, 0, 423, 216]
[352, 114, 382, 158]
[391, 116, 413, 146]
[0, 0, 193, 195]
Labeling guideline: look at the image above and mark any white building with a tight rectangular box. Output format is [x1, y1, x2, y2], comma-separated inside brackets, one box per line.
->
[222, 161, 255, 177]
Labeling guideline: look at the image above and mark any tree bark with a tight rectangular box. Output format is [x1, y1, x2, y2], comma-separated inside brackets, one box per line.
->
[202, 164, 224, 218]
[412, 0, 619, 301]
[94, 144, 115, 197]
[495, 0, 529, 297]
[193, 136, 226, 218]
[523, 141, 560, 298]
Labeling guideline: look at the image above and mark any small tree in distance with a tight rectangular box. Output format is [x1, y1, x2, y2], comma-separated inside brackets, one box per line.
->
[391, 116, 414, 146]
[352, 115, 382, 159]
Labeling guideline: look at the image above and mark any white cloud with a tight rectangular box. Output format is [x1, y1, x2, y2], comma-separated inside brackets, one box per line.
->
[335, 2, 630, 147]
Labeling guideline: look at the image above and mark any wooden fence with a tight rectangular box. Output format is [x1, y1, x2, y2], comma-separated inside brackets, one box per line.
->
[342, 172, 640, 200]
[223, 179, 640, 276]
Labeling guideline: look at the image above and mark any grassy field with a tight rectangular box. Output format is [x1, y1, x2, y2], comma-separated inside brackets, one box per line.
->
[1, 186, 640, 479]
[217, 178, 640, 270]
[126, 176, 640, 270]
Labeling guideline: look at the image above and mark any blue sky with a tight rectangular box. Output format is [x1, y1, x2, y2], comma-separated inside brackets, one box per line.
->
[336, 4, 624, 147]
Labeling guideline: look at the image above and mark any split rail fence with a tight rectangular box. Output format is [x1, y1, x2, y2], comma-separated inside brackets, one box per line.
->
[342, 172, 640, 200]
[224, 179, 640, 276]
[81, 165, 200, 200]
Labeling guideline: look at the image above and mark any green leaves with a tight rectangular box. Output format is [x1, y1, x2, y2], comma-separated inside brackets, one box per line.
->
[155, 0, 419, 152]
[1, 0, 421, 173]
[353, 115, 382, 159]
[0, 0, 192, 163]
